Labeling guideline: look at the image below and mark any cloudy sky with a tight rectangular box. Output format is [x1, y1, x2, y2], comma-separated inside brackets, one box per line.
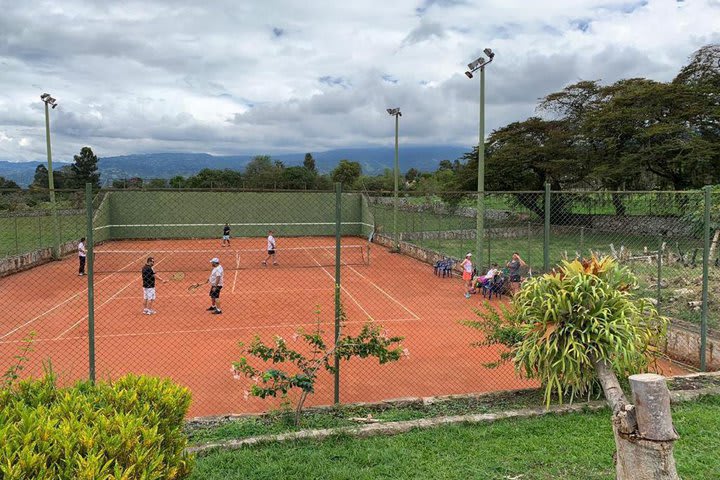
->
[0, 0, 718, 163]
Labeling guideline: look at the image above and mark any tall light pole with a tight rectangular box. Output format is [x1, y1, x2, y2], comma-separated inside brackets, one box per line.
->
[387, 107, 402, 251]
[465, 48, 495, 266]
[41, 93, 60, 259]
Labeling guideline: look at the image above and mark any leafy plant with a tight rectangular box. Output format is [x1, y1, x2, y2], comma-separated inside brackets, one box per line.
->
[464, 255, 668, 406]
[232, 306, 405, 425]
[2, 332, 35, 389]
[0, 373, 194, 479]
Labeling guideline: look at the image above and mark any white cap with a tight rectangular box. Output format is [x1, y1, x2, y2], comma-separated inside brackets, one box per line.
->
[210, 257, 220, 263]
[466, 253, 472, 257]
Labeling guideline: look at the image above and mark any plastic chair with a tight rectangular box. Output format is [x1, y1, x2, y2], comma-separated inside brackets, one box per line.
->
[434, 258, 454, 278]
[482, 274, 507, 299]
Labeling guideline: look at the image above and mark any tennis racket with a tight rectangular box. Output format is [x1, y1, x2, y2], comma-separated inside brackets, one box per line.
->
[187, 283, 201, 293]
[171, 272, 186, 282]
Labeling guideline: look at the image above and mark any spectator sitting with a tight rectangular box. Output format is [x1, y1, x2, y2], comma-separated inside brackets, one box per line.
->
[474, 263, 499, 289]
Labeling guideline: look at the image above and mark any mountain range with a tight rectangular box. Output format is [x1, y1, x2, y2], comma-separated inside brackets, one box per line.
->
[0, 146, 469, 187]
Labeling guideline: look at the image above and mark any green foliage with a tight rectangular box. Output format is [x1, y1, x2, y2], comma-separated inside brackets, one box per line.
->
[0, 373, 194, 479]
[465, 256, 668, 406]
[684, 185, 720, 233]
[331, 159, 362, 187]
[67, 146, 101, 190]
[1, 332, 35, 389]
[232, 308, 404, 425]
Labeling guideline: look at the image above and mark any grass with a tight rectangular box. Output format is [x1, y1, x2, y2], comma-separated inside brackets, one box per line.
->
[189, 394, 720, 480]
[185, 389, 548, 445]
[0, 214, 87, 258]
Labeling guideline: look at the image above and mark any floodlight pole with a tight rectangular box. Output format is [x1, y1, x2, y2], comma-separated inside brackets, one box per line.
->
[43, 95, 61, 259]
[465, 50, 494, 266]
[393, 108, 400, 252]
[476, 65, 486, 265]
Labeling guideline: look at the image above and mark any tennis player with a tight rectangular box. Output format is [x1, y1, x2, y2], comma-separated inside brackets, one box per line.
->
[78, 237, 87, 276]
[142, 257, 167, 315]
[203, 257, 224, 314]
[222, 223, 231, 247]
[262, 230, 278, 266]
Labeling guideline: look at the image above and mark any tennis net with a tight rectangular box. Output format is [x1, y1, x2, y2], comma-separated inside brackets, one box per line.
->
[92, 245, 370, 273]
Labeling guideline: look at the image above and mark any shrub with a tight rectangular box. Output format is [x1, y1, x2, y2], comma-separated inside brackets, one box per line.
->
[0, 372, 194, 479]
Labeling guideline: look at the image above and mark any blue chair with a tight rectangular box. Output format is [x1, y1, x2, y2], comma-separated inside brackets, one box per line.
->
[434, 258, 454, 278]
[482, 274, 508, 299]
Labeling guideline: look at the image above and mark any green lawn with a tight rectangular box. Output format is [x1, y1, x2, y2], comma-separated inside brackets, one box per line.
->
[0, 214, 86, 258]
[189, 395, 720, 480]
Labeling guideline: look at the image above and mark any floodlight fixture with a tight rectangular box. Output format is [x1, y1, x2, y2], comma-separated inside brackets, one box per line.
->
[464, 71, 473, 79]
[387, 107, 401, 117]
[41, 93, 58, 108]
[483, 48, 495, 58]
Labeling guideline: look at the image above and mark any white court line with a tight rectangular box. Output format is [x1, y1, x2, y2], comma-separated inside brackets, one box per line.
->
[344, 265, 420, 320]
[108, 287, 331, 301]
[0, 253, 148, 340]
[54, 278, 138, 339]
[303, 247, 375, 321]
[54, 255, 171, 339]
[232, 251, 240, 293]
[0, 317, 421, 345]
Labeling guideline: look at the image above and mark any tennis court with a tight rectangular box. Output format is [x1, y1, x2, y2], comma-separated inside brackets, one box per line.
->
[0, 234, 540, 417]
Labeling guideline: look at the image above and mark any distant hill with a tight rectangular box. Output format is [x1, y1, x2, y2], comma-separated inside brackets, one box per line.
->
[0, 145, 468, 187]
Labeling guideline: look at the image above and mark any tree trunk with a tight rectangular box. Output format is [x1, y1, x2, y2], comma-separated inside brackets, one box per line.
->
[709, 229, 720, 264]
[592, 358, 680, 480]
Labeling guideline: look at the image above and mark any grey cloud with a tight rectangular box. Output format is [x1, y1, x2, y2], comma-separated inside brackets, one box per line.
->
[402, 21, 446, 45]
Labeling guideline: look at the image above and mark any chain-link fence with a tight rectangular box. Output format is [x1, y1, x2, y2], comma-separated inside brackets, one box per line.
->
[1, 186, 716, 418]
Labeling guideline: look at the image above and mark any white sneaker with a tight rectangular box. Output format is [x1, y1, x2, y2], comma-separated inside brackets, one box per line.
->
[149, 310, 157, 314]
[143, 309, 150, 315]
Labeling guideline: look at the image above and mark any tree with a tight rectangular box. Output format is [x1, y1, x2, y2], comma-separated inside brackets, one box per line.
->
[303, 153, 317, 173]
[466, 257, 677, 479]
[169, 175, 186, 189]
[244, 155, 282, 189]
[68, 147, 101, 190]
[184, 169, 243, 189]
[0, 177, 19, 189]
[281, 166, 316, 189]
[330, 160, 362, 187]
[146, 178, 168, 188]
[32, 165, 48, 189]
[405, 167, 421, 184]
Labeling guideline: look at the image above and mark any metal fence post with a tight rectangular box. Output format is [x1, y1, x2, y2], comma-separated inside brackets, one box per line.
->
[14, 216, 18, 254]
[657, 234, 663, 314]
[544, 184, 550, 272]
[85, 183, 96, 383]
[700, 186, 711, 371]
[334, 182, 342, 404]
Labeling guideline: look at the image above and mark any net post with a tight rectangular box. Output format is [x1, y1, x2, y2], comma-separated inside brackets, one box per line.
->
[334, 182, 342, 404]
[700, 186, 711, 371]
[85, 183, 96, 383]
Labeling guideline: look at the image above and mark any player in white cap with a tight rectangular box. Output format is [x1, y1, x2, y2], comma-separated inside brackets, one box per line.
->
[202, 257, 224, 314]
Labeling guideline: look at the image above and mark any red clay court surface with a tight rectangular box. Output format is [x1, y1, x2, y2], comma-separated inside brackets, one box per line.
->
[0, 236, 687, 417]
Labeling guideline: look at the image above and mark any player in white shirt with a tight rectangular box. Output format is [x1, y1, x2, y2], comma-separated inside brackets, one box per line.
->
[262, 230, 278, 266]
[78, 237, 87, 276]
[203, 257, 224, 314]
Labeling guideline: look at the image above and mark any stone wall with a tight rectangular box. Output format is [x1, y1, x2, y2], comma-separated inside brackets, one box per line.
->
[665, 320, 720, 371]
[0, 239, 80, 277]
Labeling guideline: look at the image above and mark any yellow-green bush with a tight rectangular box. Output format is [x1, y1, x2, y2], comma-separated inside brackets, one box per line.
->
[0, 373, 194, 479]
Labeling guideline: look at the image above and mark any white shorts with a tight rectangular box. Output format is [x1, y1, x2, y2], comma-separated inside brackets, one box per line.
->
[143, 288, 156, 300]
[223, 235, 230, 240]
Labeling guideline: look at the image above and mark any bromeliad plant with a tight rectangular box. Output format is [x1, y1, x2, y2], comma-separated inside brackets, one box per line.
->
[232, 306, 405, 425]
[464, 255, 668, 406]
